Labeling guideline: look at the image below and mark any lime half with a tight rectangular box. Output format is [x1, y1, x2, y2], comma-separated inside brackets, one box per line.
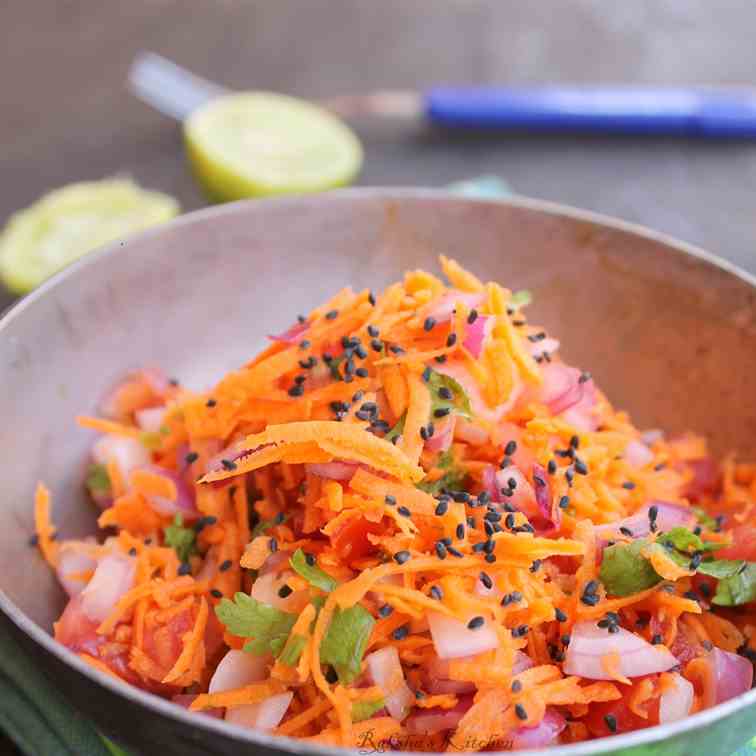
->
[184, 92, 363, 202]
[0, 179, 179, 294]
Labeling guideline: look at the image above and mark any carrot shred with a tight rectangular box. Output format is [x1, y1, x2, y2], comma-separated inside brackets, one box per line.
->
[34, 483, 58, 566]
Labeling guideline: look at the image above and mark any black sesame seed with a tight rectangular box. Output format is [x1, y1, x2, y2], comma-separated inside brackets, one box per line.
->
[430, 585, 444, 600]
[512, 624, 529, 638]
[530, 559, 542, 573]
[325, 309, 339, 320]
[368, 325, 380, 338]
[392, 624, 409, 641]
[435, 355, 448, 364]
[269, 537, 278, 553]
[578, 371, 591, 384]
[559, 495, 570, 509]
[325, 667, 338, 683]
[434, 407, 451, 418]
[648, 505, 659, 522]
[547, 459, 557, 475]
[511, 680, 523, 693]
[619, 526, 634, 537]
[515, 703, 528, 721]
[424, 317, 436, 332]
[479, 571, 493, 589]
[555, 608, 567, 623]
[178, 562, 192, 576]
[574, 458, 588, 475]
[128, 547, 138, 557]
[288, 384, 305, 397]
[622, 481, 636, 490]
[484, 539, 496, 555]
[467, 309, 478, 324]
[398, 506, 412, 518]
[28, 534, 39, 547]
[355, 367, 369, 378]
[651, 633, 663, 645]
[435, 500, 449, 516]
[210, 589, 223, 599]
[368, 291, 376, 306]
[278, 584, 293, 598]
[205, 398, 217, 407]
[438, 387, 453, 400]
[393, 550, 411, 564]
[446, 333, 457, 347]
[378, 604, 393, 618]
[219, 559, 233, 572]
[456, 523, 465, 540]
[485, 553, 497, 563]
[467, 616, 485, 630]
[389, 344, 404, 355]
[604, 714, 617, 733]
[446, 545, 464, 558]
[221, 459, 237, 471]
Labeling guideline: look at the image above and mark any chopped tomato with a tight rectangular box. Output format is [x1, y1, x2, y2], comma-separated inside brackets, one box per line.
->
[329, 515, 385, 562]
[584, 696, 659, 738]
[716, 525, 756, 561]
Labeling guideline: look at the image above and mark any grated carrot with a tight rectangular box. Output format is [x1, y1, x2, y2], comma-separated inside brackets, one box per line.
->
[34, 483, 58, 566]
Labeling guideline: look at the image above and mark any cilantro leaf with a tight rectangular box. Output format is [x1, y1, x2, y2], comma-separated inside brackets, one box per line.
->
[417, 450, 467, 495]
[290, 549, 338, 593]
[86, 463, 111, 495]
[509, 290, 532, 309]
[692, 506, 719, 530]
[658, 527, 705, 553]
[251, 513, 290, 538]
[599, 539, 662, 596]
[215, 592, 297, 656]
[427, 370, 472, 420]
[164, 514, 197, 563]
[385, 414, 406, 444]
[710, 563, 756, 606]
[698, 559, 747, 579]
[320, 604, 375, 684]
[278, 633, 307, 666]
[352, 698, 386, 722]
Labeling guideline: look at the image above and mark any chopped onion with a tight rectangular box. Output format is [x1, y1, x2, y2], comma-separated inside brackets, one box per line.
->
[225, 692, 293, 731]
[528, 336, 560, 359]
[80, 553, 136, 622]
[659, 672, 695, 724]
[366, 646, 414, 720]
[209, 650, 269, 694]
[532, 462, 561, 533]
[305, 461, 359, 480]
[425, 291, 485, 324]
[56, 541, 98, 598]
[428, 611, 498, 660]
[711, 647, 754, 704]
[512, 650, 535, 675]
[462, 315, 492, 359]
[624, 440, 654, 469]
[405, 694, 473, 735]
[536, 362, 598, 428]
[564, 621, 677, 680]
[251, 571, 309, 613]
[641, 429, 664, 445]
[510, 708, 566, 749]
[425, 415, 456, 453]
[595, 501, 694, 542]
[136, 465, 198, 520]
[135, 406, 166, 433]
[481, 465, 538, 519]
[92, 435, 150, 478]
[268, 320, 309, 344]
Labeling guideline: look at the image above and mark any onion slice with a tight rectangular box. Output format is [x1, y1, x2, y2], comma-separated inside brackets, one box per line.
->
[624, 440, 654, 469]
[56, 542, 99, 598]
[594, 501, 694, 543]
[405, 694, 473, 735]
[268, 320, 309, 344]
[366, 646, 414, 720]
[80, 553, 136, 622]
[659, 672, 695, 724]
[305, 461, 359, 480]
[710, 647, 754, 704]
[510, 708, 566, 749]
[209, 650, 269, 694]
[428, 611, 498, 660]
[564, 621, 677, 680]
[225, 692, 293, 731]
[135, 464, 198, 520]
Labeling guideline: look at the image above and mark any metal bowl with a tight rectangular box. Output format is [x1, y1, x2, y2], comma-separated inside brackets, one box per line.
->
[1, 189, 756, 756]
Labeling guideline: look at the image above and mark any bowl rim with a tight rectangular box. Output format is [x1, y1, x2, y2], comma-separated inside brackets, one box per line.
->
[2, 186, 756, 755]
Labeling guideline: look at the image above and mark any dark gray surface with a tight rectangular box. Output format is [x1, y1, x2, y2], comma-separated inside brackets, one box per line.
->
[3, 0, 756, 304]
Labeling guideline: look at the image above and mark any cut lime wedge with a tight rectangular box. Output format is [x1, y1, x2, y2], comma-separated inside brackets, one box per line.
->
[184, 92, 363, 202]
[0, 179, 179, 294]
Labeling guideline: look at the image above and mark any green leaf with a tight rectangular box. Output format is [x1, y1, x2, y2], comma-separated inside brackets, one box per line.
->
[509, 290, 532, 309]
[85, 463, 111, 495]
[290, 549, 338, 593]
[698, 559, 747, 579]
[163, 514, 197, 563]
[320, 604, 375, 684]
[711, 563, 756, 606]
[599, 539, 662, 596]
[692, 506, 718, 530]
[251, 513, 290, 538]
[352, 698, 386, 722]
[658, 527, 704, 553]
[215, 592, 297, 655]
[278, 633, 307, 666]
[417, 449, 467, 494]
[427, 370, 472, 420]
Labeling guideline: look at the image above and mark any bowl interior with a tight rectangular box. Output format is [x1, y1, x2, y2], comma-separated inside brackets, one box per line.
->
[3, 191, 756, 631]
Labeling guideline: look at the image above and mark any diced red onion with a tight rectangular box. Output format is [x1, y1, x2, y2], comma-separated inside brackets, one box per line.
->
[641, 429, 664, 445]
[80, 553, 136, 622]
[405, 694, 474, 735]
[366, 646, 414, 721]
[135, 407, 166, 433]
[463, 315, 492, 359]
[594, 501, 694, 543]
[425, 416, 457, 453]
[510, 708, 566, 749]
[225, 691, 293, 731]
[482, 465, 538, 519]
[56, 542, 99, 598]
[172, 694, 223, 719]
[137, 465, 198, 520]
[251, 571, 309, 613]
[92, 435, 150, 478]
[512, 650, 535, 676]
[428, 611, 498, 660]
[658, 672, 695, 724]
[528, 337, 560, 359]
[564, 621, 677, 680]
[305, 461, 359, 481]
[538, 363, 596, 417]
[531, 463, 561, 533]
[424, 657, 476, 695]
[268, 320, 309, 344]
[624, 440, 654, 469]
[710, 647, 754, 704]
[426, 291, 485, 324]
[209, 649, 270, 694]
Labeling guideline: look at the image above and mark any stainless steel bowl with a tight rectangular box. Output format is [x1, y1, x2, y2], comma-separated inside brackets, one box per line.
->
[2, 189, 756, 756]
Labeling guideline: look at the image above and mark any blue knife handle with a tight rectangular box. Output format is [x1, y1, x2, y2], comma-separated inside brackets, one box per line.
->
[424, 87, 756, 137]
